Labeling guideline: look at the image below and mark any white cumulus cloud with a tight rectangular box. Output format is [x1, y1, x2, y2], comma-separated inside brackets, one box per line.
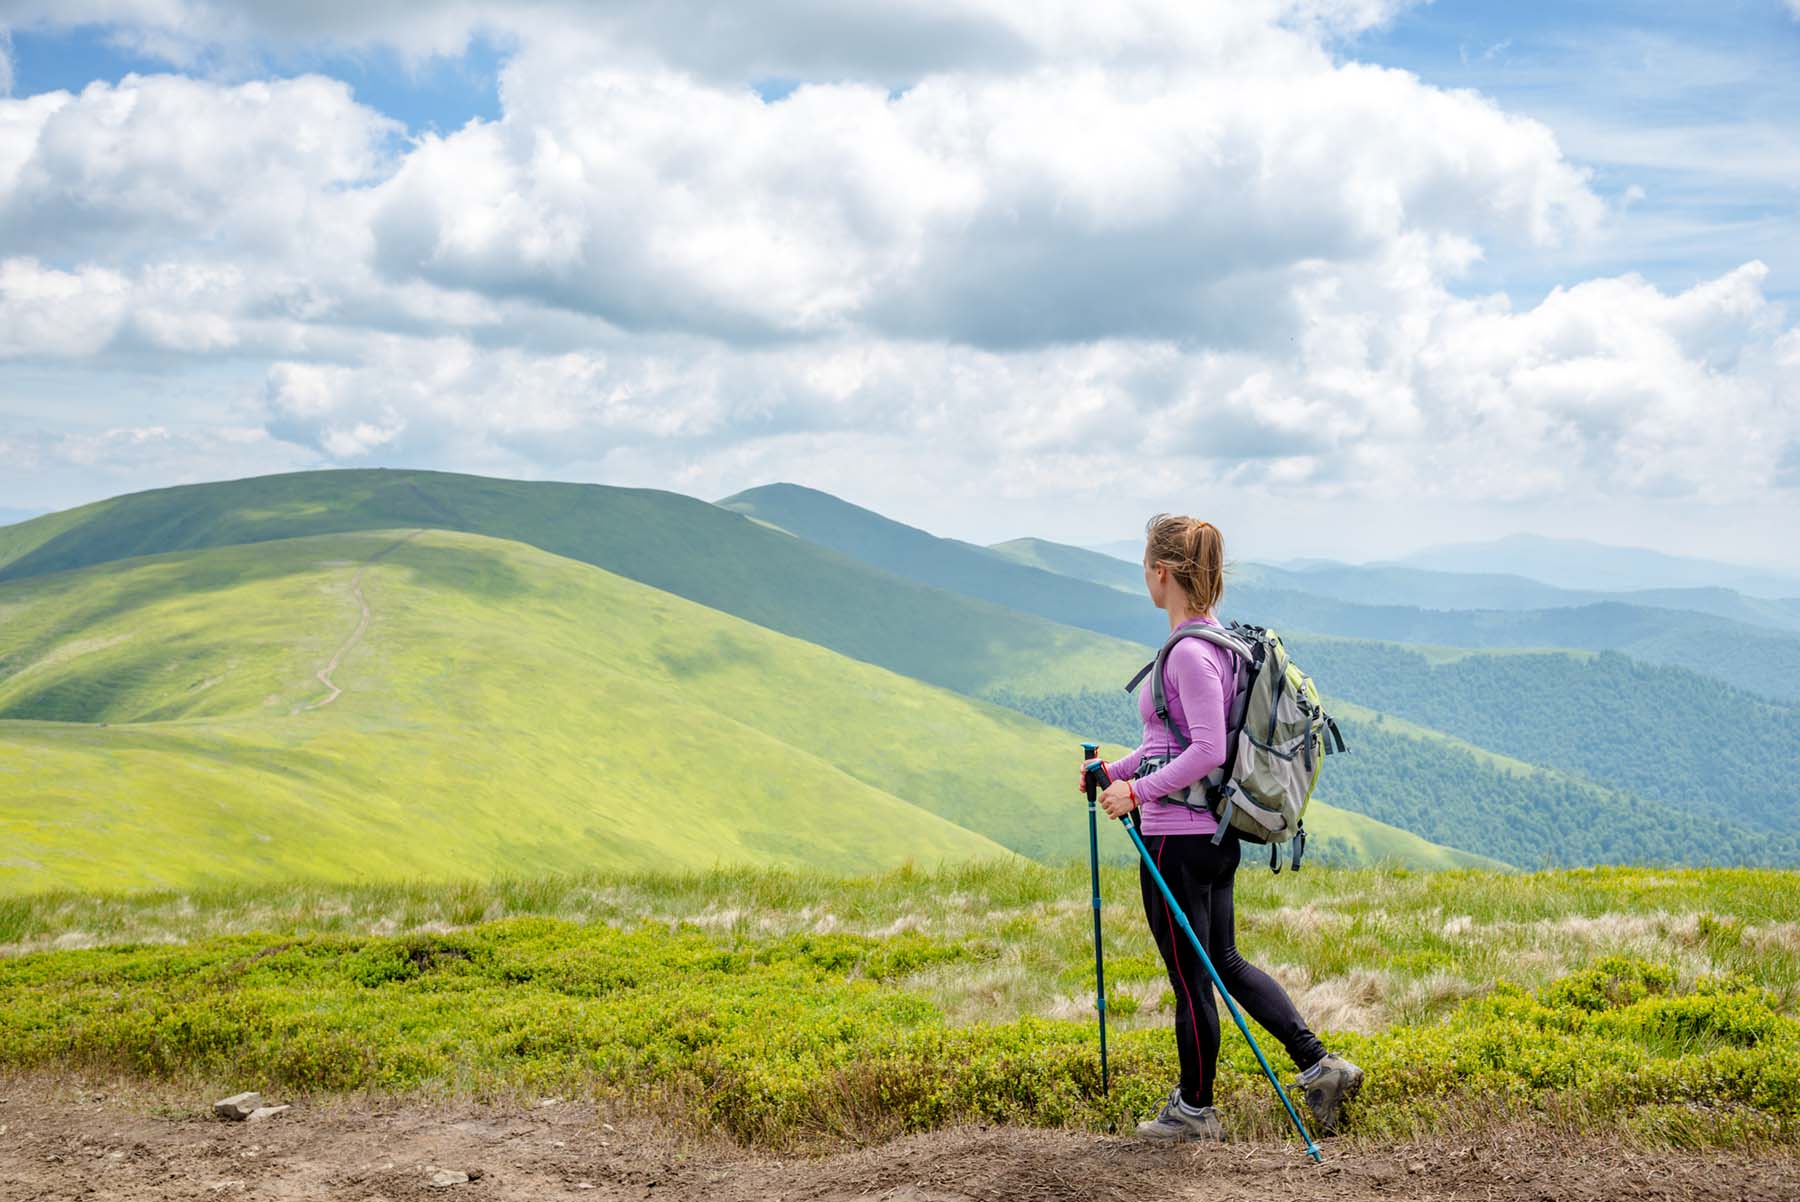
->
[362, 40, 1600, 349]
[0, 257, 130, 356]
[0, 0, 1794, 565]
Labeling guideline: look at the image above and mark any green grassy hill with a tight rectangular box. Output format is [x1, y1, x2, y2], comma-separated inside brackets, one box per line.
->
[986, 531, 1800, 706]
[14, 469, 1783, 879]
[0, 527, 1489, 893]
[1244, 589, 1800, 704]
[719, 483, 1166, 645]
[987, 537, 1142, 593]
[0, 469, 1145, 701]
[1246, 562, 1800, 635]
[0, 529, 1019, 891]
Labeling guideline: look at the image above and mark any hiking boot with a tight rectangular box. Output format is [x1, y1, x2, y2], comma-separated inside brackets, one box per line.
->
[1134, 1087, 1226, 1142]
[1293, 1053, 1363, 1135]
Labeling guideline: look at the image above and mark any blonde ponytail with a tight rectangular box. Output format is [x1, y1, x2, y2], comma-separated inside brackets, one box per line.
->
[1145, 513, 1226, 615]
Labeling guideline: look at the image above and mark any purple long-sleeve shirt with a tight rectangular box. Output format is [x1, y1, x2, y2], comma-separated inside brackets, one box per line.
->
[1105, 615, 1238, 836]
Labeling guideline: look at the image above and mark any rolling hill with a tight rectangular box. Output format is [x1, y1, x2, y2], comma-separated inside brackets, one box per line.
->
[719, 483, 1167, 646]
[1288, 636, 1800, 848]
[986, 683, 1787, 869]
[0, 523, 1491, 893]
[985, 532, 1800, 705]
[12, 468, 1791, 880]
[758, 501, 1800, 868]
[987, 537, 1144, 593]
[1242, 563, 1800, 636]
[1396, 533, 1800, 598]
[17, 471, 1797, 707]
[0, 468, 1145, 701]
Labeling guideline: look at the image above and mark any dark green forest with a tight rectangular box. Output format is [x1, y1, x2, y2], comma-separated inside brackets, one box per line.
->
[1287, 639, 1799, 836]
[988, 684, 1800, 870]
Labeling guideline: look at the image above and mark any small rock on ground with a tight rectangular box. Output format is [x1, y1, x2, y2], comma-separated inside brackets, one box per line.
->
[212, 1093, 262, 1121]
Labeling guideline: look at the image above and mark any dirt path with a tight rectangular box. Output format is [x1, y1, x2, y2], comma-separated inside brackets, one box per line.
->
[298, 531, 422, 713]
[2, 1080, 1795, 1202]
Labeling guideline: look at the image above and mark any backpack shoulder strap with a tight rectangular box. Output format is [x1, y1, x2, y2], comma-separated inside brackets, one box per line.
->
[1125, 625, 1252, 691]
[1123, 626, 1253, 751]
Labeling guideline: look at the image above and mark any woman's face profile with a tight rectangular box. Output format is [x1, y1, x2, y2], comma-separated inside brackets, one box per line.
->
[1143, 546, 1165, 609]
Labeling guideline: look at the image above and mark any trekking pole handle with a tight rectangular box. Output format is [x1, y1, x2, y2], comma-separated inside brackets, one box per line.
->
[1082, 742, 1106, 797]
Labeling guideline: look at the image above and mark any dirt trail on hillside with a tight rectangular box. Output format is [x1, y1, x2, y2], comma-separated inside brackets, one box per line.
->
[298, 530, 422, 712]
[2, 1080, 1795, 1202]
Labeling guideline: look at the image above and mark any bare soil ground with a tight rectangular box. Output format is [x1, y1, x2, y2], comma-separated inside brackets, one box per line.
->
[2, 1076, 1795, 1202]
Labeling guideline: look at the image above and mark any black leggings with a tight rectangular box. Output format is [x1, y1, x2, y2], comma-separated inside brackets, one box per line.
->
[1139, 831, 1328, 1108]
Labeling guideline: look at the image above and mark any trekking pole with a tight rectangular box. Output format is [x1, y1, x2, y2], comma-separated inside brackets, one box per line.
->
[1083, 759, 1323, 1163]
[1080, 742, 1110, 1096]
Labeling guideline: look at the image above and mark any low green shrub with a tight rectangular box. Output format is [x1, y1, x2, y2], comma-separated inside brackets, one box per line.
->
[1, 916, 1794, 1150]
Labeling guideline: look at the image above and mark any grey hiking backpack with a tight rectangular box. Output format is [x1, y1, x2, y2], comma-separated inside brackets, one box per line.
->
[1123, 621, 1346, 873]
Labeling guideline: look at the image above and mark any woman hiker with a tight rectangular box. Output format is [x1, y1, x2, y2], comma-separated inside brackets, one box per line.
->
[1078, 514, 1364, 1142]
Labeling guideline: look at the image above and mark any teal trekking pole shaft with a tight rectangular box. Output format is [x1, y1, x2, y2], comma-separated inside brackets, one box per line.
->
[1084, 759, 1322, 1163]
[1080, 742, 1110, 1096]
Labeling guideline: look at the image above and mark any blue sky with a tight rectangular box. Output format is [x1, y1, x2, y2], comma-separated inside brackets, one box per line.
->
[6, 23, 506, 134]
[0, 1, 1796, 570]
[9, 2, 1792, 310]
[1351, 0, 1800, 308]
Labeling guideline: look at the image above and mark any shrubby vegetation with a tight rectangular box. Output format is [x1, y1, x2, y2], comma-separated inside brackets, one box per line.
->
[3, 862, 1797, 1151]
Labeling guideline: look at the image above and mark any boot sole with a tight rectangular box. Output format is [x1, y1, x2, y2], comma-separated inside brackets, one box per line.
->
[1134, 1124, 1226, 1143]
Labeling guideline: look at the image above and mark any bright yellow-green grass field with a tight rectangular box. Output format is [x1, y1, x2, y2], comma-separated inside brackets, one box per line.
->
[0, 528, 1495, 894]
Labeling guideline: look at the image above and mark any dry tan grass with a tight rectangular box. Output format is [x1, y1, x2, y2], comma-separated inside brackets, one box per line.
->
[926, 955, 1035, 1026]
[1746, 923, 1800, 955]
[1539, 912, 1666, 948]
[1291, 968, 1389, 1034]
[684, 907, 746, 930]
[1247, 903, 1353, 939]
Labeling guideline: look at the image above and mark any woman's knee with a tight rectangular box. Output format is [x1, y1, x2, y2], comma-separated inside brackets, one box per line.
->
[1212, 941, 1252, 982]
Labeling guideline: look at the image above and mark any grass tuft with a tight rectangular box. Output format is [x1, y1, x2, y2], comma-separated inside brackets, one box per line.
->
[2, 862, 1798, 1151]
